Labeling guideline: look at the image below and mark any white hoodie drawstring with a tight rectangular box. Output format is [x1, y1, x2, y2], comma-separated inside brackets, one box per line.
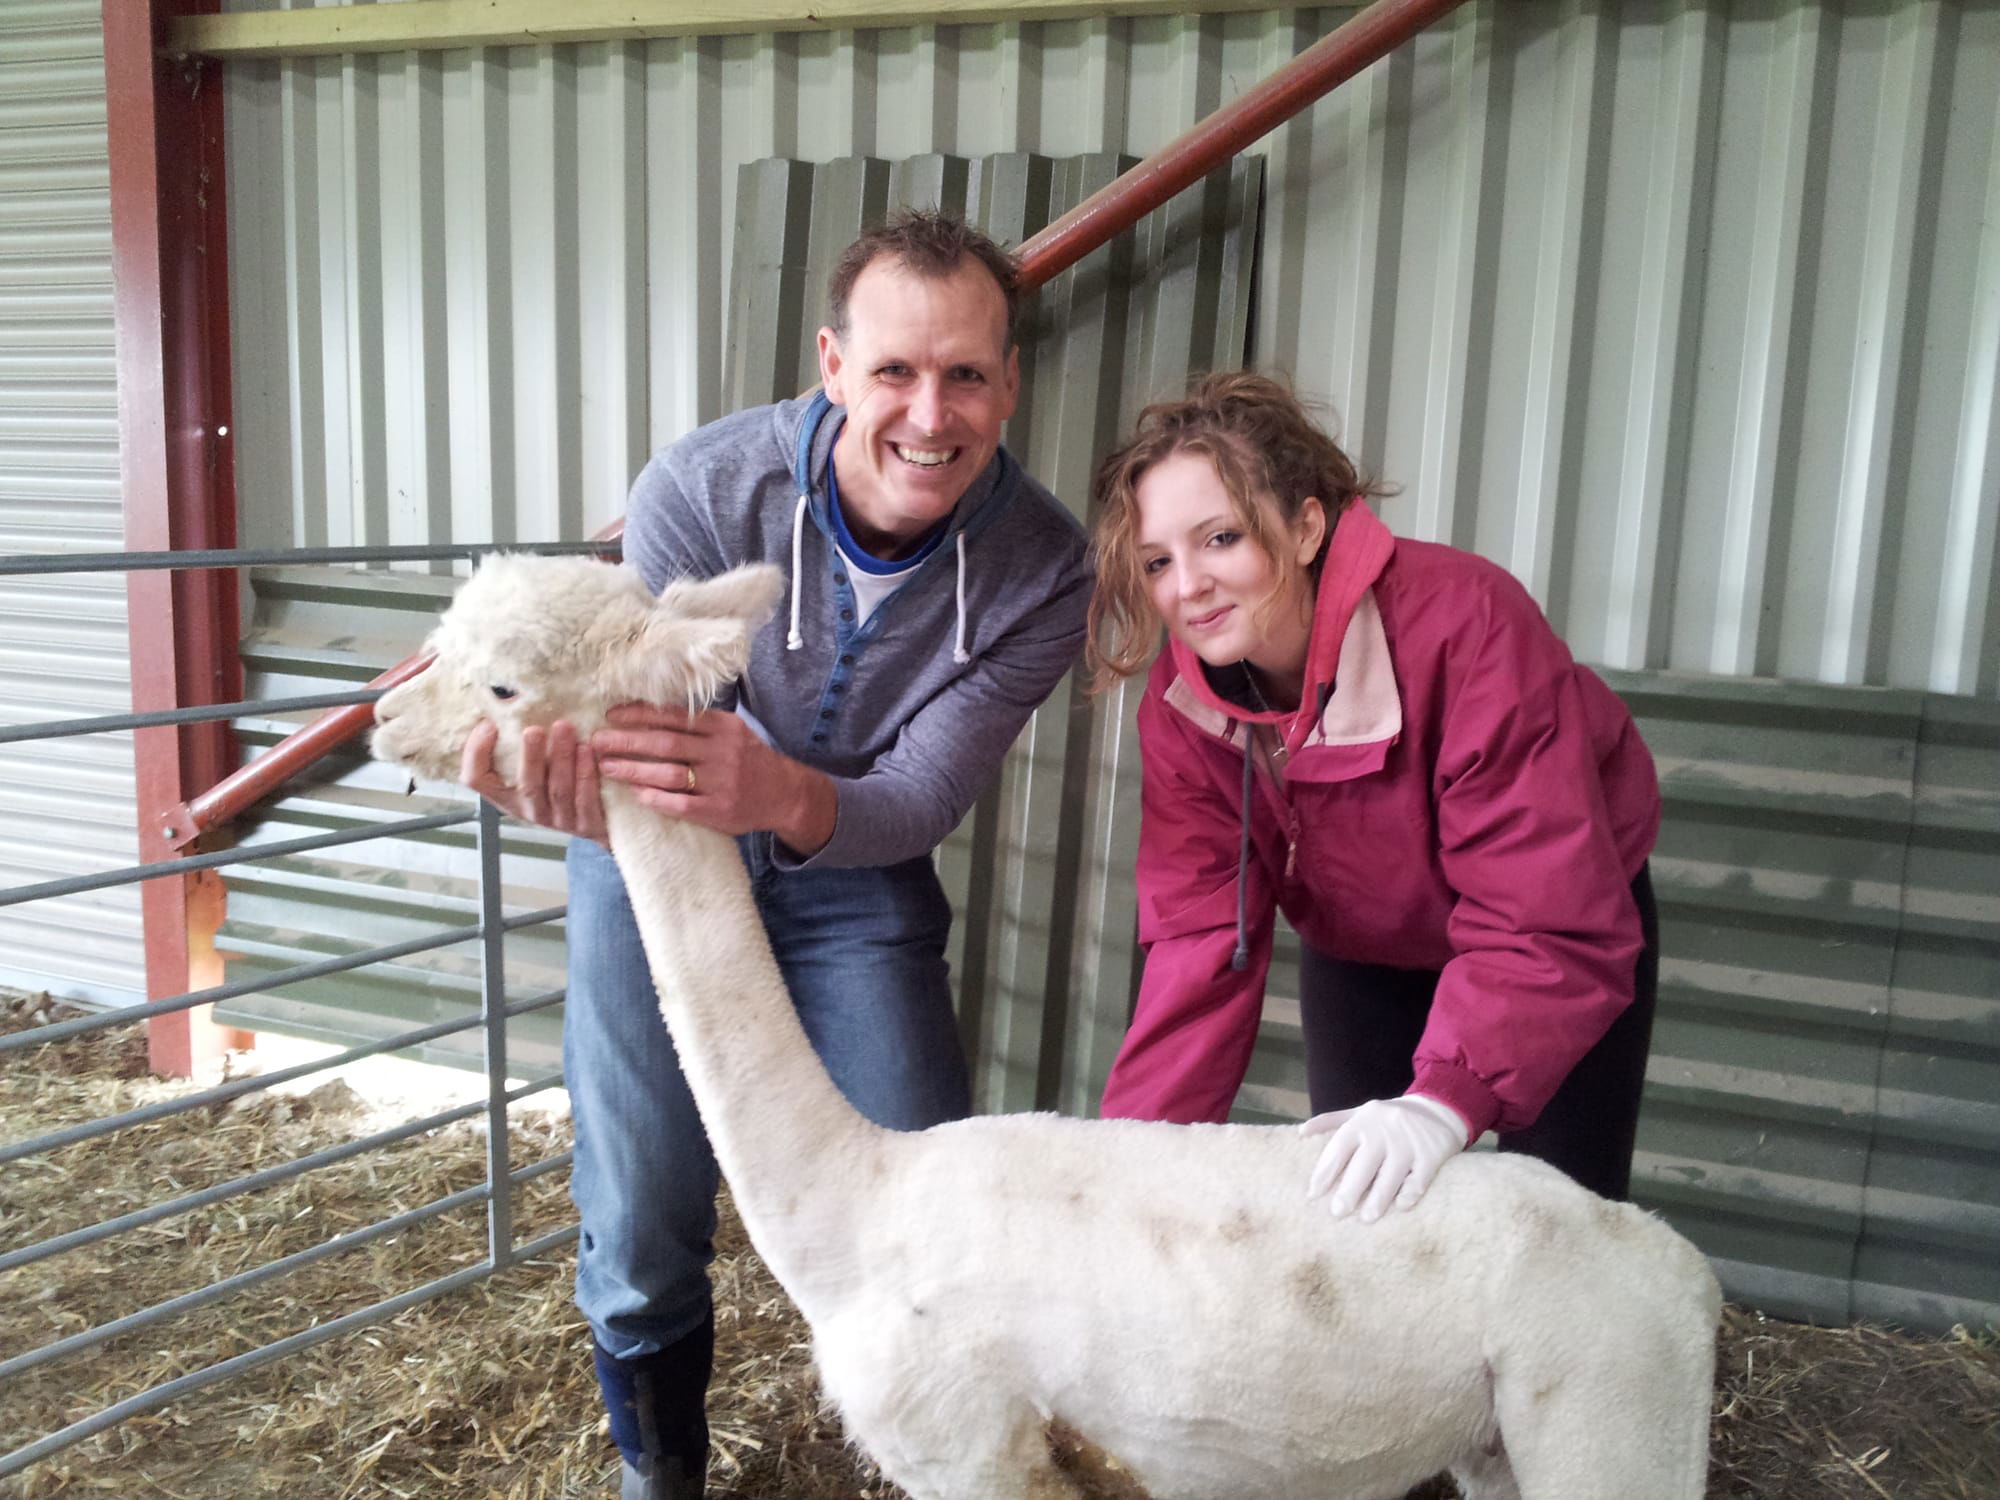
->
[789, 482, 970, 662]
[952, 531, 971, 664]
[786, 492, 808, 651]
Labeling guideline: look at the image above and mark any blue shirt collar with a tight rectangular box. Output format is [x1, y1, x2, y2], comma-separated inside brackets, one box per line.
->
[826, 451, 950, 576]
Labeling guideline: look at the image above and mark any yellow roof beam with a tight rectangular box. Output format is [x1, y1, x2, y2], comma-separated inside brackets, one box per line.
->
[168, 0, 1286, 60]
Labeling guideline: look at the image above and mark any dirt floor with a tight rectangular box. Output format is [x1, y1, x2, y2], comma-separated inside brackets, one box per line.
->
[3, 990, 1996, 1500]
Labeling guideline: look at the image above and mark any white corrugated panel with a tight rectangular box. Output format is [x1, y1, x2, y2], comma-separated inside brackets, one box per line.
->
[221, 1, 2000, 694]
[0, 1, 143, 1003]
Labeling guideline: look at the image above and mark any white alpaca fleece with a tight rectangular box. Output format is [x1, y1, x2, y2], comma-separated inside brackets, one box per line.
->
[373, 555, 1724, 1500]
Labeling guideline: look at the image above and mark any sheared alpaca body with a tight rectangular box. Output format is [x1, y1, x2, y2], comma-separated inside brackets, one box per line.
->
[372, 555, 1722, 1500]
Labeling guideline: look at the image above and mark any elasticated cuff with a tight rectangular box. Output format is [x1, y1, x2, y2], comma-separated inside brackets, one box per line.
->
[1407, 1062, 1500, 1145]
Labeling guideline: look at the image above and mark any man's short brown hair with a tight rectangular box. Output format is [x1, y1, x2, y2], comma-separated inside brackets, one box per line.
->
[827, 209, 1023, 349]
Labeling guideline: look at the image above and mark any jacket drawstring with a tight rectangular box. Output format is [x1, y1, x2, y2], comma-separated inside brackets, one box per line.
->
[1231, 731, 1253, 970]
[952, 532, 971, 664]
[785, 491, 808, 652]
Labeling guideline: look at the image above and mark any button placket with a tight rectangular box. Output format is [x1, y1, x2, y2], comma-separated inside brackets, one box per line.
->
[813, 590, 864, 746]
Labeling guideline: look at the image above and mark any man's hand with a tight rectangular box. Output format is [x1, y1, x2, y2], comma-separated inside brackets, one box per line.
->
[1300, 1094, 1470, 1223]
[460, 718, 608, 844]
[593, 705, 837, 858]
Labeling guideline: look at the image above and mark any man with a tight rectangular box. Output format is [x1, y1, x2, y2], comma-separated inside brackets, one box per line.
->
[463, 211, 1092, 1498]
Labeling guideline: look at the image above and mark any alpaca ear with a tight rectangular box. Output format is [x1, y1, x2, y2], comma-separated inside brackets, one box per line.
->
[604, 614, 755, 708]
[655, 564, 786, 628]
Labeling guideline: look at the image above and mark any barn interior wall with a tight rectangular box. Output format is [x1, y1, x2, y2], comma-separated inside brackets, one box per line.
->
[219, 1, 2000, 696]
[0, 0, 145, 1005]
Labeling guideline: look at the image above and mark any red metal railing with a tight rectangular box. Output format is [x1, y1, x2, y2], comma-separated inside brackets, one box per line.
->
[1014, 0, 1467, 288]
[168, 0, 1469, 849]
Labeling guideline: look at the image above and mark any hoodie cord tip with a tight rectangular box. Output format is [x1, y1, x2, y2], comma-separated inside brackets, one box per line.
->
[1230, 728, 1256, 975]
[786, 491, 809, 653]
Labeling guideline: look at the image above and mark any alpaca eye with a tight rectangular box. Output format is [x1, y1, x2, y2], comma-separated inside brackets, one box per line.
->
[489, 684, 518, 701]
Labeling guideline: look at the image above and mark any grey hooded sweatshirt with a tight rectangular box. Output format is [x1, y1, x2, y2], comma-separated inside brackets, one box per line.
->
[622, 392, 1092, 870]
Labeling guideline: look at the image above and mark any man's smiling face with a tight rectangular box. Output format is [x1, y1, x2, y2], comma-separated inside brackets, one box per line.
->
[817, 253, 1021, 560]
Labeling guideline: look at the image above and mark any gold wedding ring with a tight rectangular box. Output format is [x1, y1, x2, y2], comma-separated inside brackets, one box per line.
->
[684, 763, 697, 794]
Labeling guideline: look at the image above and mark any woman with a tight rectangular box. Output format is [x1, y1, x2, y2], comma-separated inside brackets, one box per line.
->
[1089, 371, 1661, 1223]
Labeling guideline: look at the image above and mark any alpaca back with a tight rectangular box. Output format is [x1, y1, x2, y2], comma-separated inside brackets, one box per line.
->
[807, 1115, 1710, 1500]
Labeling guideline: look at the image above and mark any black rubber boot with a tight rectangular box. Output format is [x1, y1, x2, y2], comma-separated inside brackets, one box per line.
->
[620, 1454, 704, 1500]
[596, 1312, 713, 1499]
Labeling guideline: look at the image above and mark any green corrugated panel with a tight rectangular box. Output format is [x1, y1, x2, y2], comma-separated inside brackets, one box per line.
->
[1856, 695, 2000, 1331]
[1608, 671, 1924, 1326]
[972, 154, 1261, 1118]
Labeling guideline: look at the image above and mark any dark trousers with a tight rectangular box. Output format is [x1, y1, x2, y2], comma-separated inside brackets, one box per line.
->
[1297, 866, 1659, 1201]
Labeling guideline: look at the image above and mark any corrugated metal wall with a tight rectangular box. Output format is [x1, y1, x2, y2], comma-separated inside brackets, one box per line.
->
[221, 0, 2000, 695]
[207, 2, 2000, 1330]
[1867, 694, 2000, 1332]
[0, 0, 144, 1004]
[1592, 677, 1998, 1332]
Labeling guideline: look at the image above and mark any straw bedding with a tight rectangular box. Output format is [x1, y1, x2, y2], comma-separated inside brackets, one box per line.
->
[3, 989, 1995, 1499]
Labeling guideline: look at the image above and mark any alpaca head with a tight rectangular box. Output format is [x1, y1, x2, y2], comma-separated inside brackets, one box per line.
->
[371, 556, 784, 784]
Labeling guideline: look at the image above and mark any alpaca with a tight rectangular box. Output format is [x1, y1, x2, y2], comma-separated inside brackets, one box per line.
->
[371, 554, 1722, 1500]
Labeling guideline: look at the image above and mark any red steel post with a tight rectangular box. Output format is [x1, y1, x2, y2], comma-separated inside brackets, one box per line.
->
[103, 0, 246, 1076]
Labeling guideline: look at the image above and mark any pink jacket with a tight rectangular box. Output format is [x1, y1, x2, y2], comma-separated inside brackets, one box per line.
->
[1099, 503, 1660, 1139]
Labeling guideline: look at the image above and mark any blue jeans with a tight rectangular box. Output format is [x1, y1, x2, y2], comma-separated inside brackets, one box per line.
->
[563, 834, 970, 1359]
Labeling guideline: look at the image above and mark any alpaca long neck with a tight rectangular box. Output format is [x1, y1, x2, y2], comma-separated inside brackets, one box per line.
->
[600, 793, 891, 1302]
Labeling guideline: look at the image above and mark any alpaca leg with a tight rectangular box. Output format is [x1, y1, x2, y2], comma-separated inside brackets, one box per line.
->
[1486, 1330, 1714, 1500]
[1486, 1205, 1719, 1499]
[845, 1402, 1091, 1500]
[1450, 1437, 1522, 1500]
[816, 1327, 1094, 1500]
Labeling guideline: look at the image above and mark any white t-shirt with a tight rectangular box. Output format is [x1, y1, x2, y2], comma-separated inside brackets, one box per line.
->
[844, 550, 926, 624]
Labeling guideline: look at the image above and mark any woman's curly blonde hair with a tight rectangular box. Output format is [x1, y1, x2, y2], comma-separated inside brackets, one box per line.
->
[1085, 371, 1390, 693]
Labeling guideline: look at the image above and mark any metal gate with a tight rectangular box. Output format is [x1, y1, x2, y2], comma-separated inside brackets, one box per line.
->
[0, 540, 595, 1481]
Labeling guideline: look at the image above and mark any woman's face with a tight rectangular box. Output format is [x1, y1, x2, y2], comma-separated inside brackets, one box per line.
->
[1134, 450, 1324, 691]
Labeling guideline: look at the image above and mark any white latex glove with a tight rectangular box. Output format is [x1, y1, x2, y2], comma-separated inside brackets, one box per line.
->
[1301, 1094, 1470, 1223]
